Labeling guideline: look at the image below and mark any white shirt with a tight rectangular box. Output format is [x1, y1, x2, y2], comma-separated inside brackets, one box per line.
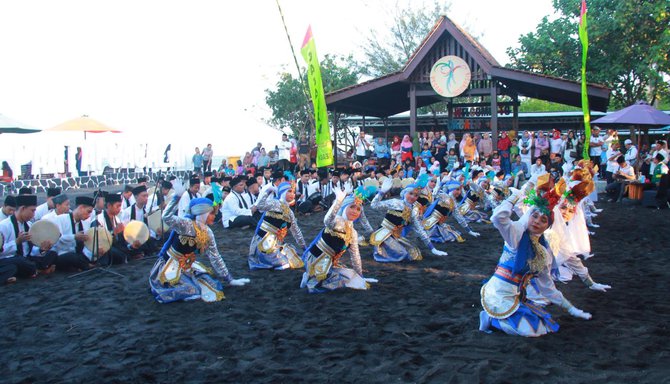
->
[121, 195, 135, 210]
[0, 216, 42, 259]
[606, 148, 622, 173]
[278, 140, 292, 161]
[355, 135, 368, 156]
[221, 191, 253, 228]
[178, 190, 201, 218]
[0, 210, 10, 221]
[530, 163, 547, 177]
[650, 149, 669, 175]
[242, 191, 257, 208]
[616, 164, 635, 179]
[51, 213, 93, 256]
[589, 135, 603, 157]
[550, 138, 564, 154]
[624, 145, 638, 165]
[34, 202, 52, 222]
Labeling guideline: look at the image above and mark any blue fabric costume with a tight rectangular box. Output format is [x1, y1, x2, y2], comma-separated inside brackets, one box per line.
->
[424, 181, 472, 243]
[248, 182, 306, 270]
[149, 197, 233, 303]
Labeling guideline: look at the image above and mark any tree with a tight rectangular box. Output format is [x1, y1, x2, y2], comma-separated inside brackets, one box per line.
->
[507, 0, 670, 109]
[360, 0, 452, 78]
[264, 54, 362, 138]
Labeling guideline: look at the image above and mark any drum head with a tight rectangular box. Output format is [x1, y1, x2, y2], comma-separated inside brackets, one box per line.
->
[401, 178, 415, 188]
[146, 210, 166, 233]
[29, 220, 61, 246]
[84, 227, 113, 254]
[124, 220, 150, 244]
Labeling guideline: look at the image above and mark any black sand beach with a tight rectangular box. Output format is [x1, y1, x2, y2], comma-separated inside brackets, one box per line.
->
[1, 199, 669, 383]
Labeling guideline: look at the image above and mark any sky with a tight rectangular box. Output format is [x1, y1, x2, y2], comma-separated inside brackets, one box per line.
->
[0, 0, 554, 171]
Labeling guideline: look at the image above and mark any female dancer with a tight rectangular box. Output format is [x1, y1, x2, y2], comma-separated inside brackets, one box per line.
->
[369, 178, 447, 262]
[424, 180, 480, 243]
[301, 186, 378, 293]
[479, 175, 592, 336]
[248, 182, 306, 270]
[150, 197, 250, 303]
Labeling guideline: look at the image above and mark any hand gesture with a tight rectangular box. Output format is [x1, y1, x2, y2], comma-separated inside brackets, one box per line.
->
[468, 230, 480, 237]
[431, 248, 448, 257]
[230, 278, 251, 286]
[16, 232, 31, 244]
[40, 240, 53, 251]
[261, 183, 276, 196]
[132, 240, 142, 249]
[113, 223, 125, 236]
[363, 277, 378, 283]
[589, 282, 611, 292]
[568, 306, 592, 320]
[75, 232, 89, 242]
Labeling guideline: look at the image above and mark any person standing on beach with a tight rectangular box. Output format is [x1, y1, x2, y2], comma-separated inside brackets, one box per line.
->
[202, 144, 213, 173]
[479, 176, 592, 337]
[192, 147, 203, 175]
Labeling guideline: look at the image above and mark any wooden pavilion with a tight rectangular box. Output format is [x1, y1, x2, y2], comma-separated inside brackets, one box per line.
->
[325, 16, 611, 148]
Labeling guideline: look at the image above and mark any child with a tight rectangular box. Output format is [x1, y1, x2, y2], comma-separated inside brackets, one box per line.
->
[446, 148, 459, 172]
[420, 143, 433, 167]
[510, 139, 520, 162]
[491, 152, 501, 172]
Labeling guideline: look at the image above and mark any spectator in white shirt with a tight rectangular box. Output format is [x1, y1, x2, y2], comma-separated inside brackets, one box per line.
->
[650, 140, 669, 175]
[605, 142, 622, 183]
[623, 139, 638, 168]
[530, 157, 547, 178]
[589, 128, 604, 159]
[277, 133, 293, 171]
[355, 130, 370, 162]
[221, 176, 257, 229]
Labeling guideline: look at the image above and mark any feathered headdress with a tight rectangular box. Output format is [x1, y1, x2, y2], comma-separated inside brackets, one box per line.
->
[563, 162, 595, 205]
[523, 174, 563, 217]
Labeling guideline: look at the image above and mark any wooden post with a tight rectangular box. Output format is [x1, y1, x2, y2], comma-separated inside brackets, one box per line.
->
[490, 80, 498, 148]
[384, 118, 389, 142]
[512, 94, 519, 133]
[410, 83, 417, 138]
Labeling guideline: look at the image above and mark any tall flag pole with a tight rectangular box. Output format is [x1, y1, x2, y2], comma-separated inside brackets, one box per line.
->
[301, 25, 334, 168]
[579, 0, 591, 160]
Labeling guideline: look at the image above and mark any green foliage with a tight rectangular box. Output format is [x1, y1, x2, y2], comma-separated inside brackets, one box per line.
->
[518, 98, 581, 113]
[360, 0, 452, 78]
[507, 0, 670, 110]
[264, 54, 362, 138]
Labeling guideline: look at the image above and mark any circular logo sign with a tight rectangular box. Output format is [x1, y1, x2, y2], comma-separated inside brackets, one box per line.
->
[429, 55, 471, 98]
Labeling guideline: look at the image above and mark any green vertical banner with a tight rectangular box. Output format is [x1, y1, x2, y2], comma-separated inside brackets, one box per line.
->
[579, 0, 591, 160]
[301, 25, 333, 168]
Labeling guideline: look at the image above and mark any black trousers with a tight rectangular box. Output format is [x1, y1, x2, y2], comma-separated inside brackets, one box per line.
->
[0, 259, 18, 282]
[277, 159, 292, 171]
[56, 252, 92, 271]
[26, 251, 58, 270]
[297, 200, 313, 214]
[2, 256, 37, 278]
[227, 215, 258, 229]
[96, 245, 129, 266]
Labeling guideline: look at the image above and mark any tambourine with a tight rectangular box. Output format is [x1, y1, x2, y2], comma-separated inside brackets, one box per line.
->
[29, 220, 61, 246]
[123, 220, 150, 245]
[146, 210, 166, 234]
[84, 227, 113, 254]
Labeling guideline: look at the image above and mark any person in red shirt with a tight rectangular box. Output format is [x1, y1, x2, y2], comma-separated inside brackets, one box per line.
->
[497, 131, 512, 174]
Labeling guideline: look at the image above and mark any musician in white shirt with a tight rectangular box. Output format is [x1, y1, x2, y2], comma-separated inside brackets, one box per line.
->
[0, 196, 17, 221]
[242, 178, 260, 208]
[221, 176, 258, 229]
[178, 177, 202, 218]
[34, 187, 61, 221]
[51, 196, 95, 270]
[295, 170, 313, 214]
[42, 193, 70, 222]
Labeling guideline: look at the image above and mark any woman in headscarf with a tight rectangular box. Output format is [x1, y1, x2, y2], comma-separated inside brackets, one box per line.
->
[479, 175, 592, 336]
[300, 185, 378, 293]
[458, 172, 491, 224]
[391, 135, 402, 164]
[400, 135, 414, 162]
[462, 134, 478, 163]
[369, 177, 448, 262]
[150, 197, 250, 303]
[248, 182, 306, 270]
[519, 130, 534, 174]
[424, 179, 480, 243]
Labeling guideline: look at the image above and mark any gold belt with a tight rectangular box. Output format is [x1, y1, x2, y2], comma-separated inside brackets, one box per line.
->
[260, 220, 288, 242]
[167, 247, 196, 271]
[381, 219, 403, 238]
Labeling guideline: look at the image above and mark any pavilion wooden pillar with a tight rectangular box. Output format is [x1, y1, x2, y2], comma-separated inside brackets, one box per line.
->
[512, 94, 519, 134]
[333, 118, 338, 168]
[383, 118, 389, 142]
[409, 84, 417, 138]
[490, 80, 498, 148]
[447, 100, 453, 136]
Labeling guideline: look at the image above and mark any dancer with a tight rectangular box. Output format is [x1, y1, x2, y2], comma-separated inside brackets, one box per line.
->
[479, 175, 592, 337]
[300, 186, 378, 293]
[149, 197, 249, 303]
[459, 177, 491, 224]
[424, 180, 480, 243]
[248, 182, 306, 270]
[369, 178, 447, 262]
[546, 169, 610, 291]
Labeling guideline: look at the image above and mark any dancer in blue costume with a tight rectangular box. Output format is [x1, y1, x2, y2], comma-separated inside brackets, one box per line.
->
[369, 178, 447, 262]
[248, 182, 306, 270]
[300, 185, 378, 293]
[149, 197, 250, 303]
[479, 175, 592, 337]
[424, 179, 480, 243]
[459, 175, 491, 224]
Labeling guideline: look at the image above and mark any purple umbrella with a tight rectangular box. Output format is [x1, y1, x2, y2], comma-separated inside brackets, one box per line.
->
[592, 100, 670, 127]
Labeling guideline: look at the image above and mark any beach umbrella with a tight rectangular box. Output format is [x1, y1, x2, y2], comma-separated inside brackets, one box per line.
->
[48, 115, 122, 138]
[0, 113, 40, 134]
[592, 101, 670, 127]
